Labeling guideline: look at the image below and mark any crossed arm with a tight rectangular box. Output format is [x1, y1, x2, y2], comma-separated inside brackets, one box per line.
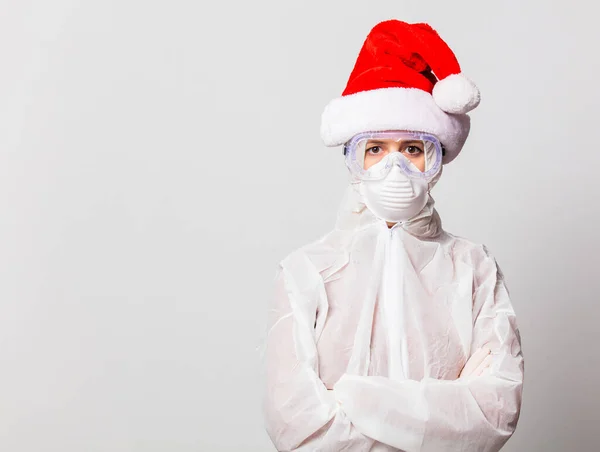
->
[262, 253, 524, 452]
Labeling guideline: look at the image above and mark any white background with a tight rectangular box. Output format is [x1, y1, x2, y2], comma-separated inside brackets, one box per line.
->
[1, 1, 599, 451]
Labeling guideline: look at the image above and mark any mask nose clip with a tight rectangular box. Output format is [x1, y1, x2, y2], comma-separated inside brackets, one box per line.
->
[386, 151, 416, 174]
[387, 151, 409, 166]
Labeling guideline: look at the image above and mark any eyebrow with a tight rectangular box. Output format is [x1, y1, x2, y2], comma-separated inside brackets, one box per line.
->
[365, 140, 387, 145]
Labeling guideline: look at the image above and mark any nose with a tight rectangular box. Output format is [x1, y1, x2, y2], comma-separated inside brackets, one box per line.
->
[388, 152, 409, 165]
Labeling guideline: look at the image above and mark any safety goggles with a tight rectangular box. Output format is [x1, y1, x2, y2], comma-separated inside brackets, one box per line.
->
[343, 130, 443, 181]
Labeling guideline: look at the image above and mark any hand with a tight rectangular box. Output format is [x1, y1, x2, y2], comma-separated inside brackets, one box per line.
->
[459, 344, 493, 378]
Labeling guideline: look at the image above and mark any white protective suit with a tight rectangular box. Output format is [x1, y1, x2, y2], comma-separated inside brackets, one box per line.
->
[262, 182, 524, 452]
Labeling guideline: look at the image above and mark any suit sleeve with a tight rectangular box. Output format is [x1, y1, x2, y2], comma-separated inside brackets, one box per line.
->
[262, 258, 376, 452]
[332, 248, 525, 452]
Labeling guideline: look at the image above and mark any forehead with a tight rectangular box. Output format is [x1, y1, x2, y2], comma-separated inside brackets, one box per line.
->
[363, 138, 423, 144]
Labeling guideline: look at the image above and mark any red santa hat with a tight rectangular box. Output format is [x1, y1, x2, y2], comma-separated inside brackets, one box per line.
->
[320, 20, 480, 164]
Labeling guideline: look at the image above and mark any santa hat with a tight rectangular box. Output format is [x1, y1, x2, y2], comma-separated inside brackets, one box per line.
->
[320, 20, 480, 164]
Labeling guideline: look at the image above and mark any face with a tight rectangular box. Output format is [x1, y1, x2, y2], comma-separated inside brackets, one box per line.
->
[363, 138, 426, 172]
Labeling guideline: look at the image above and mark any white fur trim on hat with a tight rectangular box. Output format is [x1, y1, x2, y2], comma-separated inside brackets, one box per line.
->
[320, 87, 471, 164]
[432, 73, 480, 114]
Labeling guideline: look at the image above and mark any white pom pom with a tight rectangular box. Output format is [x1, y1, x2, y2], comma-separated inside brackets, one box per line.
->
[432, 73, 480, 114]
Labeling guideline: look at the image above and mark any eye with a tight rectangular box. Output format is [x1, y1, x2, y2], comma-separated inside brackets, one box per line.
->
[404, 145, 423, 156]
[366, 146, 382, 155]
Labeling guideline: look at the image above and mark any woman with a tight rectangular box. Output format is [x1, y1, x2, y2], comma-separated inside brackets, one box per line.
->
[262, 20, 524, 452]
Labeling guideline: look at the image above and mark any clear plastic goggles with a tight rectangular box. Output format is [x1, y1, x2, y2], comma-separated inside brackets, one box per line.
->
[343, 130, 443, 181]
